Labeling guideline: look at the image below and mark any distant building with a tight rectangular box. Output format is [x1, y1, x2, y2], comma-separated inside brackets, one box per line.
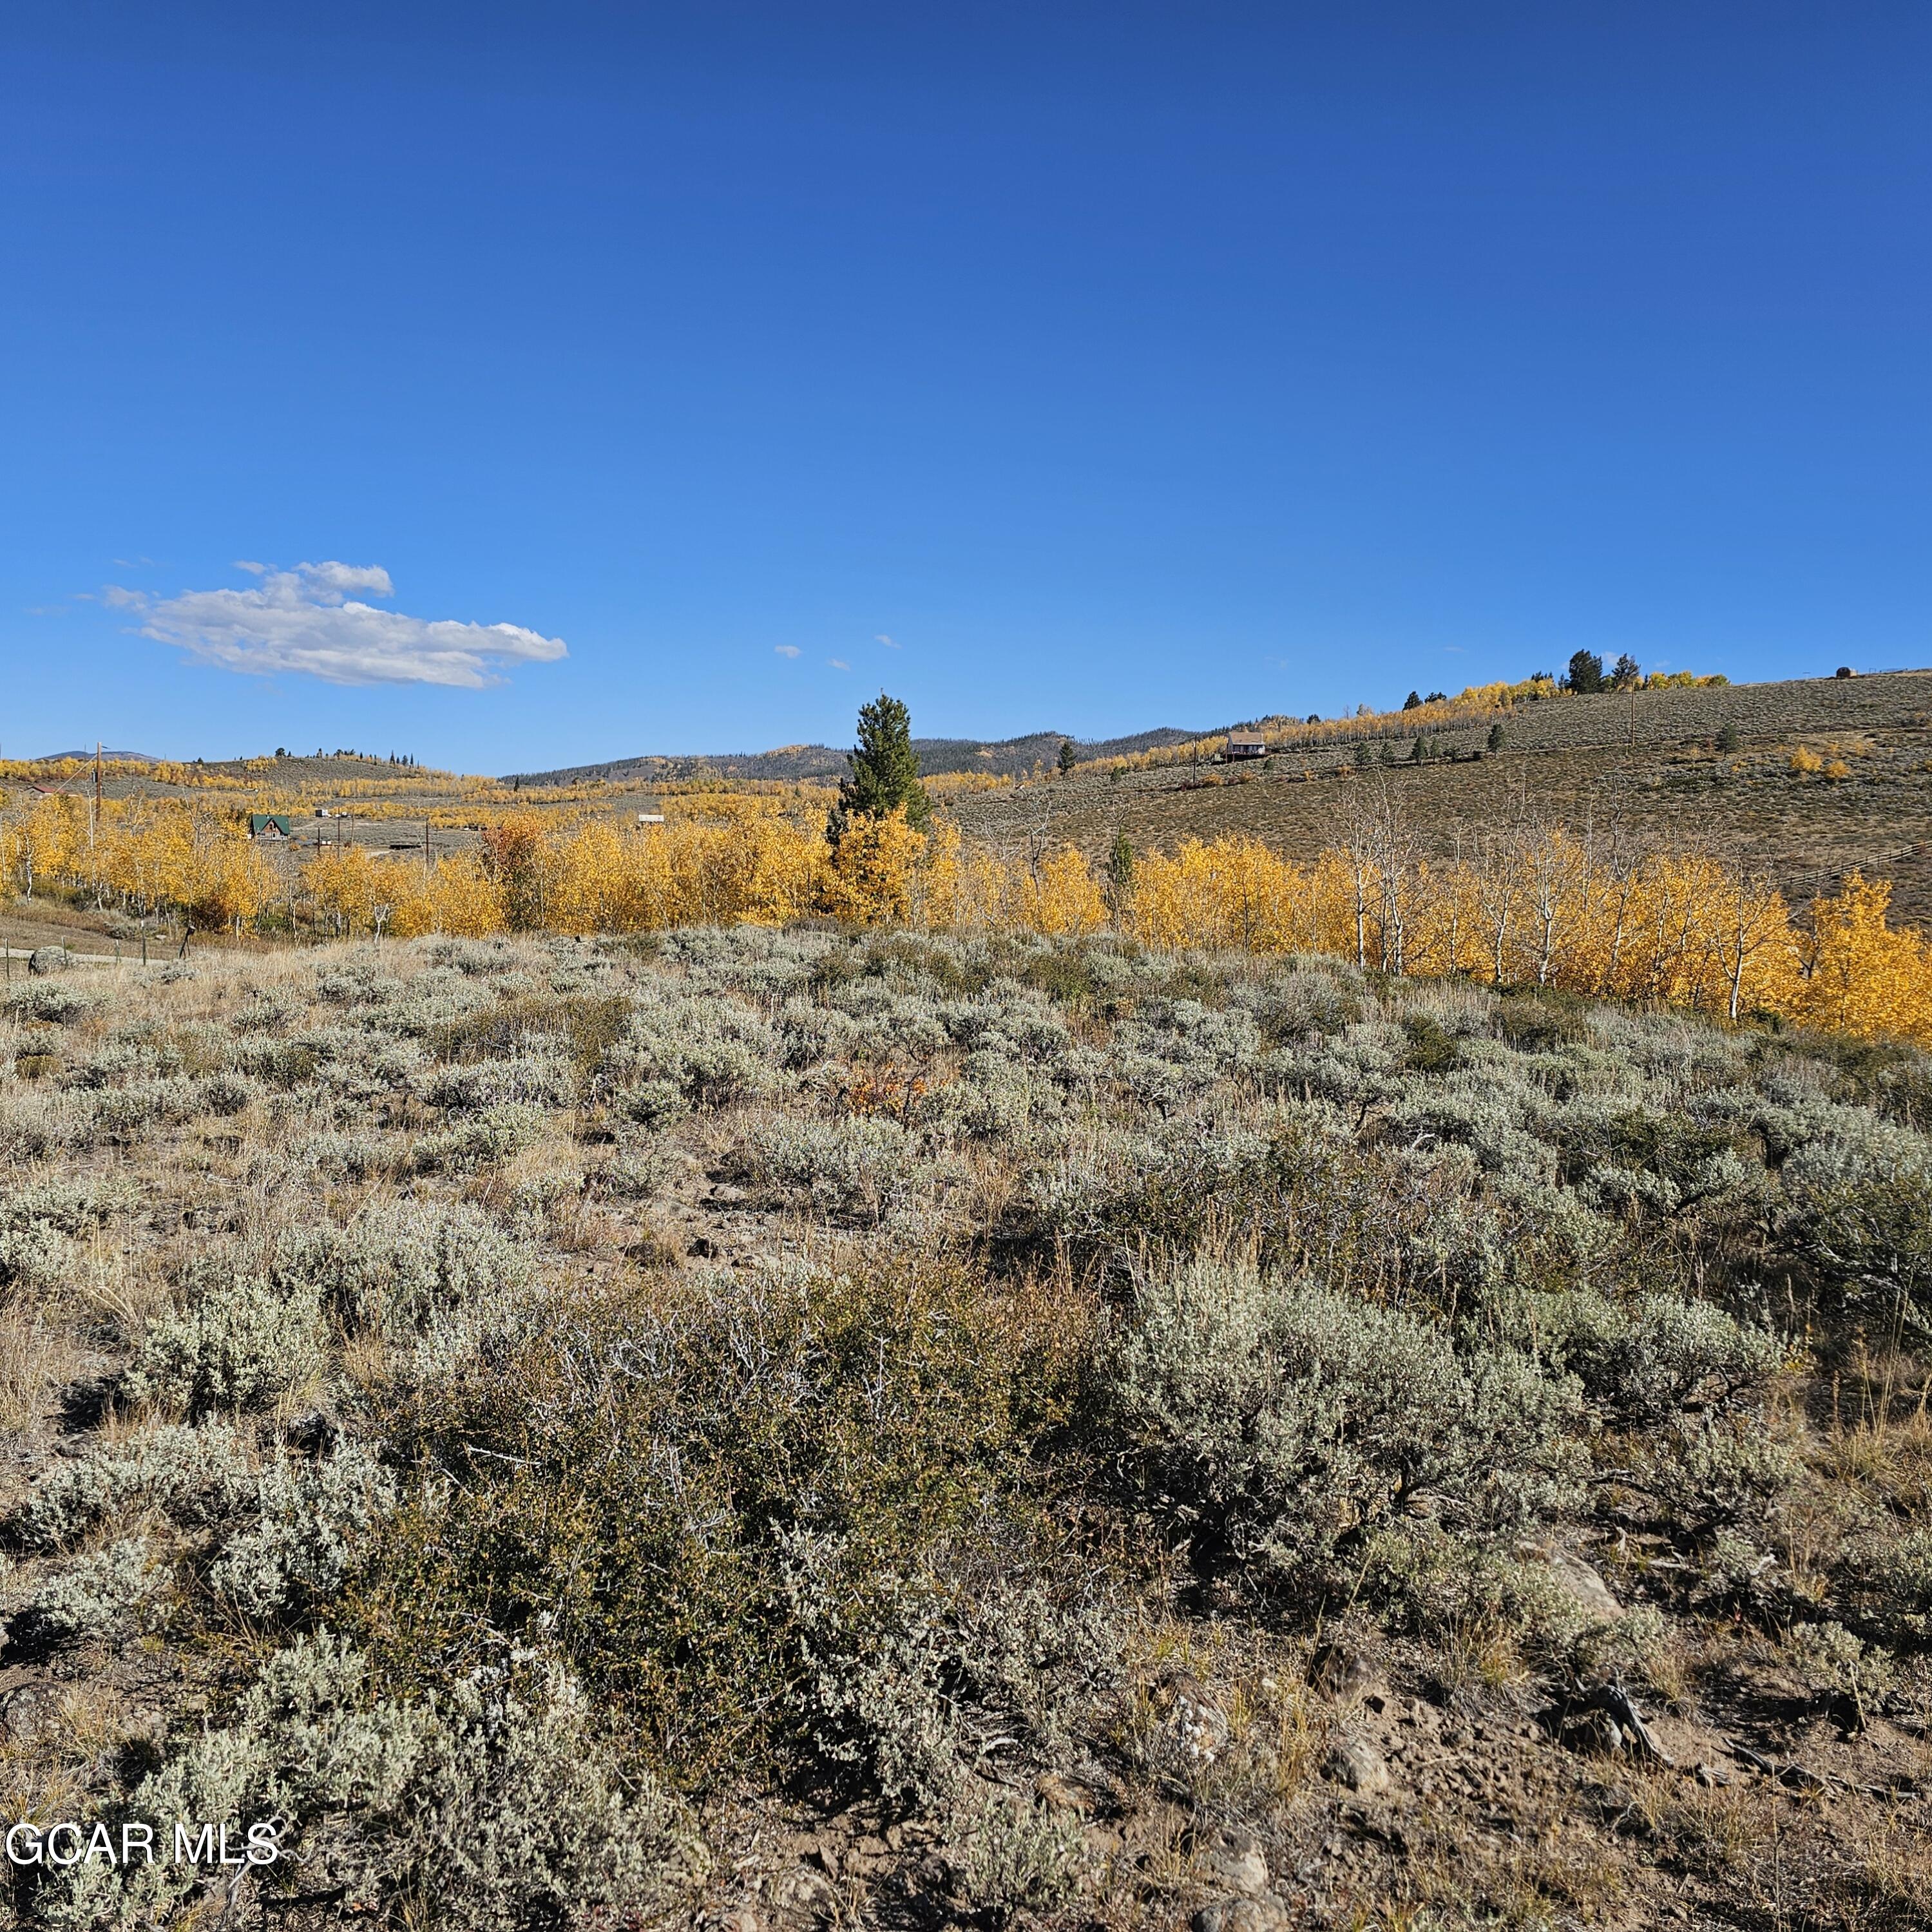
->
[1225, 731, 1268, 760]
[636, 796, 665, 826]
[249, 814, 294, 839]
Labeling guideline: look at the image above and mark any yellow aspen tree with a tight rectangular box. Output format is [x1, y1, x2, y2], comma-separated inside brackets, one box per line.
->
[821, 808, 926, 926]
[1704, 865, 1799, 1022]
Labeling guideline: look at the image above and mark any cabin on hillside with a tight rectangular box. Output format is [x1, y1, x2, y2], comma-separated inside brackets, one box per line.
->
[1225, 731, 1268, 760]
[249, 814, 294, 840]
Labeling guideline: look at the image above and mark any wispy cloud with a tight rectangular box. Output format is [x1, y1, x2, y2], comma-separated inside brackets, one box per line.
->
[774, 644, 801, 658]
[105, 562, 567, 689]
[828, 658, 850, 671]
[875, 633, 898, 648]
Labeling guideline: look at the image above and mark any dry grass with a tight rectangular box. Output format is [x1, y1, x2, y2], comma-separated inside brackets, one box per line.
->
[0, 1313, 84, 1433]
[61, 1227, 172, 1341]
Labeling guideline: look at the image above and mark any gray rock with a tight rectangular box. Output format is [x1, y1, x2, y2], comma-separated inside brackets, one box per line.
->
[0, 1684, 56, 1742]
[1549, 1549, 1621, 1620]
[1562, 1708, 1626, 1757]
[1324, 1734, 1392, 1795]
[1307, 1641, 1375, 1699]
[1202, 1840, 1269, 1895]
[1194, 1902, 1288, 1932]
[26, 947, 70, 977]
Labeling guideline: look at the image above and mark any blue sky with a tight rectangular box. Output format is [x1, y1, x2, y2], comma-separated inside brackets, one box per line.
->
[3, 3, 1927, 772]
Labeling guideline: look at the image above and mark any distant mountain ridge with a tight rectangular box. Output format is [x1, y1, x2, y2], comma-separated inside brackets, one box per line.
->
[503, 725, 1206, 787]
[28, 749, 166, 764]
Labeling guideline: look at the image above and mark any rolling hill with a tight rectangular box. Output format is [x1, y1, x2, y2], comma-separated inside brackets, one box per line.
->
[950, 670, 1932, 924]
[500, 724, 1204, 787]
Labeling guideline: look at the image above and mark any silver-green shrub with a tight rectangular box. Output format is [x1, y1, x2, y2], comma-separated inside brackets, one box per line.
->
[15, 1423, 254, 1551]
[412, 1100, 549, 1172]
[1852, 1527, 1932, 1647]
[40, 1634, 700, 1931]
[273, 1199, 530, 1341]
[600, 993, 784, 1111]
[1102, 1260, 1582, 1605]
[0, 1174, 132, 1236]
[734, 1114, 913, 1225]
[198, 1068, 262, 1116]
[121, 1279, 323, 1417]
[783, 1530, 1118, 1812]
[3, 980, 104, 1024]
[950, 1786, 1085, 1915]
[209, 1442, 397, 1618]
[1535, 1290, 1786, 1426]
[424, 1048, 575, 1113]
[24, 1536, 167, 1645]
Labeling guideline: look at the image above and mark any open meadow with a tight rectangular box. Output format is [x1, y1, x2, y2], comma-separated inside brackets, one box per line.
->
[5, 680, 1932, 1927]
[0, 927, 1928, 1929]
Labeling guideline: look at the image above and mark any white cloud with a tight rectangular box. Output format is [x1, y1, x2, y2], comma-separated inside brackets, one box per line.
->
[774, 644, 801, 658]
[875, 633, 898, 647]
[108, 561, 567, 689]
[828, 658, 850, 671]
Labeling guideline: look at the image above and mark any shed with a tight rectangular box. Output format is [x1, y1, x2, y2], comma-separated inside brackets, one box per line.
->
[1225, 731, 1268, 760]
[249, 814, 294, 839]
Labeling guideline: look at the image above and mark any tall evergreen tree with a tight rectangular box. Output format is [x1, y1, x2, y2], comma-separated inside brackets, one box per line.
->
[1565, 649, 1606, 694]
[829, 694, 930, 847]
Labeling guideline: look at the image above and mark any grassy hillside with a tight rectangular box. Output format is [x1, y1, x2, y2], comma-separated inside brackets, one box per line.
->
[1, 930, 1926, 1928]
[953, 671, 1932, 924]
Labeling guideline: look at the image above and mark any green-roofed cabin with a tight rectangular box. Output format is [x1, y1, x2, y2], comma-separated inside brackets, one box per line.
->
[249, 814, 294, 839]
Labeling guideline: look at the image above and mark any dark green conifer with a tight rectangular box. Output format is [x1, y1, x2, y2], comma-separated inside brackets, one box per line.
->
[829, 694, 930, 847]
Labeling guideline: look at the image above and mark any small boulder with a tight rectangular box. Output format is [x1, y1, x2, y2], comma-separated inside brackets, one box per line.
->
[0, 1683, 56, 1743]
[1548, 1549, 1621, 1620]
[1201, 1838, 1268, 1896]
[1307, 1641, 1375, 1699]
[1324, 1735, 1392, 1795]
[1562, 1708, 1626, 1757]
[26, 948, 69, 977]
[1194, 1902, 1287, 1932]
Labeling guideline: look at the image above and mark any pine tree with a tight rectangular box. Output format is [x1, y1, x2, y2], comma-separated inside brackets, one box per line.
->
[830, 694, 930, 848]
[1057, 738, 1078, 776]
[1565, 650, 1606, 694]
